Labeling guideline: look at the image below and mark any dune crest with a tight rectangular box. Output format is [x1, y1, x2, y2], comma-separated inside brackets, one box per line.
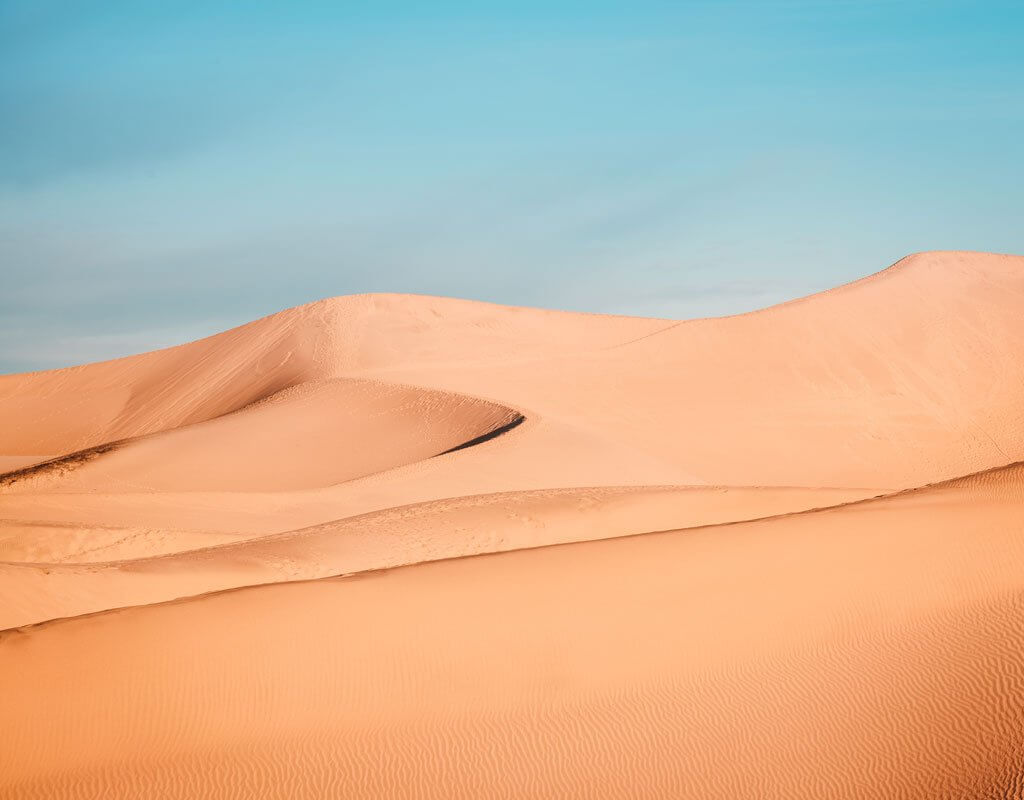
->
[3, 250, 1024, 798]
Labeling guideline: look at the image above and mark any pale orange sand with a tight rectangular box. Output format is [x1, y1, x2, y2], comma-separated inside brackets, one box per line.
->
[2, 251, 1024, 798]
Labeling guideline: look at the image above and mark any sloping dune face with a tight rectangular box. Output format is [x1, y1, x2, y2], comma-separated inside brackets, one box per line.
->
[2, 250, 1024, 799]
[1, 379, 520, 494]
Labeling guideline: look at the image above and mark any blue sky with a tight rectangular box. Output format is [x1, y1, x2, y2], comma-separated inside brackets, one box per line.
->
[2, 0, 1022, 372]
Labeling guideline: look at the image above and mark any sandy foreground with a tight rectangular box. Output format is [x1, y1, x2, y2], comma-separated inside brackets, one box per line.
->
[2, 250, 1024, 798]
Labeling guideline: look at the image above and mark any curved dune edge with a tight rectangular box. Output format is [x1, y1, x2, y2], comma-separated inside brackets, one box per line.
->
[3, 457, 1017, 630]
[4, 457, 1018, 631]
[0, 483, 876, 629]
[0, 378, 525, 494]
[3, 455, 1024, 798]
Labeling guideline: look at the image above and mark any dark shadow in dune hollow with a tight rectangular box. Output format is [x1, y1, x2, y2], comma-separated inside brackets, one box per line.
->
[436, 414, 526, 457]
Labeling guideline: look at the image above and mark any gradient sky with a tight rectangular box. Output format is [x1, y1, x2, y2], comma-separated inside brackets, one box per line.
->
[2, 0, 1022, 372]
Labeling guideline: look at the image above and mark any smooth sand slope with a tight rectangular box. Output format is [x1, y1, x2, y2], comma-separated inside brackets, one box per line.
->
[2, 250, 1024, 798]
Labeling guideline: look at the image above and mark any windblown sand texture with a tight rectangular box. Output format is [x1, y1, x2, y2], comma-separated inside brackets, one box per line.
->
[3, 250, 1024, 798]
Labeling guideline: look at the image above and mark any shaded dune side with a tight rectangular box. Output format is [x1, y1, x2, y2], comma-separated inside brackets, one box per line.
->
[3, 459, 1024, 799]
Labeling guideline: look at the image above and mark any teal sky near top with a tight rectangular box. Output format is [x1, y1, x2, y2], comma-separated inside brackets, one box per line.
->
[2, 0, 1022, 372]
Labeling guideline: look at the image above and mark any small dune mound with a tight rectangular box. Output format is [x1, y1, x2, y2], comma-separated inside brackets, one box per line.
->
[1, 379, 522, 494]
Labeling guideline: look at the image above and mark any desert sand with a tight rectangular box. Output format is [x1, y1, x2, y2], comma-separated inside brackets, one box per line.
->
[2, 250, 1024, 798]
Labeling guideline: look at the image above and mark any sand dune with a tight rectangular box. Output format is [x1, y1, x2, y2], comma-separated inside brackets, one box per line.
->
[0, 484, 872, 629]
[2, 250, 1024, 798]
[2, 379, 520, 493]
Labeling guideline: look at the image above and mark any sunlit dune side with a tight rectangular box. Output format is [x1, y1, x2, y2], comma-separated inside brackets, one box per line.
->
[0, 484, 871, 629]
[0, 379, 520, 493]
[2, 250, 1024, 798]
[4, 462, 1024, 799]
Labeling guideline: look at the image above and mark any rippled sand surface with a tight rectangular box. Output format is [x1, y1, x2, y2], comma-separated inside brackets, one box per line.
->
[3, 251, 1024, 798]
